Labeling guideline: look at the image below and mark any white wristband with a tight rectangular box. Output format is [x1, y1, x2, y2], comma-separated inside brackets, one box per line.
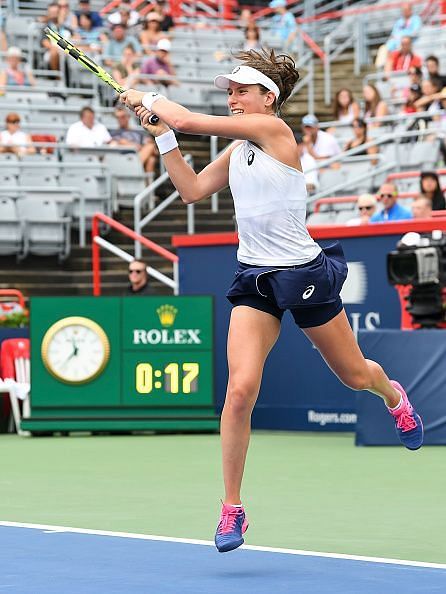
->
[142, 92, 165, 111]
[155, 129, 178, 155]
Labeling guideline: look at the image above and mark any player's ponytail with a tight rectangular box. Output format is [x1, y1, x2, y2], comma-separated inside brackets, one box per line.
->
[234, 48, 300, 114]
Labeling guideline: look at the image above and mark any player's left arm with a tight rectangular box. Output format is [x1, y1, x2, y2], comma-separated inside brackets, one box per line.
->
[120, 90, 286, 144]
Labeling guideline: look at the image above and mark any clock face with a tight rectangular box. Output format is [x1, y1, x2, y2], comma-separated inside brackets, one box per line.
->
[41, 316, 110, 384]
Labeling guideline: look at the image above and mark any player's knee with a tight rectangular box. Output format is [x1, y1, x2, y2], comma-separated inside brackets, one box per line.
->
[225, 383, 257, 417]
[341, 370, 371, 392]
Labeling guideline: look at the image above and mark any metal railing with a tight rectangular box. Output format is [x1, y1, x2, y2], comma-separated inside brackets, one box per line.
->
[306, 127, 442, 202]
[92, 212, 179, 296]
[133, 154, 194, 259]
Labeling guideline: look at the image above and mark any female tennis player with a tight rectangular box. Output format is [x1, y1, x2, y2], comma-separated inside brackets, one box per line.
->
[120, 49, 423, 554]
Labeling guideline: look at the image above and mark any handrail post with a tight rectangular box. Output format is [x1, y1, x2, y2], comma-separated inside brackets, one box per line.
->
[308, 58, 315, 114]
[210, 136, 219, 213]
[187, 203, 195, 235]
[324, 36, 331, 106]
[173, 261, 179, 296]
[92, 215, 101, 296]
[134, 198, 142, 259]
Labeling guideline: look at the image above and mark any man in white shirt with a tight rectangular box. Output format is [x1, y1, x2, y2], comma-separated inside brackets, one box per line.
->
[66, 106, 112, 148]
[301, 114, 341, 161]
[294, 132, 318, 193]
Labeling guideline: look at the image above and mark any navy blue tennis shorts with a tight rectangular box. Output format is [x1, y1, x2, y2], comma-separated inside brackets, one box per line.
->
[226, 242, 348, 328]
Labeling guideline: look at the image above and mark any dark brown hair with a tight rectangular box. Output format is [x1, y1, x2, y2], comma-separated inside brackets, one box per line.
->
[233, 48, 300, 114]
[333, 88, 354, 119]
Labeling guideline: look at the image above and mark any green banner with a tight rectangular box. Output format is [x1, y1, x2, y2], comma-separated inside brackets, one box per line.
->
[25, 297, 217, 433]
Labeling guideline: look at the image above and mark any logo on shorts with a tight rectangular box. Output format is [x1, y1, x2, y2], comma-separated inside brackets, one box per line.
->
[247, 150, 255, 165]
[302, 285, 315, 300]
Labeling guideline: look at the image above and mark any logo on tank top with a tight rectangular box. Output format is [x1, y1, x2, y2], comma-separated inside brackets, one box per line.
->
[247, 150, 255, 166]
[302, 285, 315, 300]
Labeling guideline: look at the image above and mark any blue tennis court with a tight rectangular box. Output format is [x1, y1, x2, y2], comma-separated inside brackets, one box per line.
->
[2, 522, 445, 594]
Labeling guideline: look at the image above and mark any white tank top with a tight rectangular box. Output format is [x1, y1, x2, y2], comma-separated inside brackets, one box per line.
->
[229, 140, 321, 266]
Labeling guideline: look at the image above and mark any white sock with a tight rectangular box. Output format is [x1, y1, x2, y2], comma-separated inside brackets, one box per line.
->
[228, 504, 243, 508]
[388, 393, 403, 411]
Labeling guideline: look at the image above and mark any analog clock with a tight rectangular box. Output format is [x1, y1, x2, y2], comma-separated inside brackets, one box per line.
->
[41, 316, 110, 384]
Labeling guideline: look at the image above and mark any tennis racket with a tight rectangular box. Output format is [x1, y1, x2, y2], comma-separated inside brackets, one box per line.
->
[44, 27, 159, 125]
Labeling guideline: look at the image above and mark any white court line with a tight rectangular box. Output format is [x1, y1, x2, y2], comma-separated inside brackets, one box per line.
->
[1, 520, 446, 571]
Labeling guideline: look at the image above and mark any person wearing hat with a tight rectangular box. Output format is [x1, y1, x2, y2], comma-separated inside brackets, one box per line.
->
[121, 47, 424, 553]
[301, 114, 341, 161]
[103, 23, 142, 67]
[269, 0, 298, 52]
[139, 12, 164, 53]
[140, 38, 177, 86]
[0, 47, 35, 90]
[402, 83, 422, 113]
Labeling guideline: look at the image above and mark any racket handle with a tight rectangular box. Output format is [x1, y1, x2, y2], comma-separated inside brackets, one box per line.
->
[148, 114, 159, 125]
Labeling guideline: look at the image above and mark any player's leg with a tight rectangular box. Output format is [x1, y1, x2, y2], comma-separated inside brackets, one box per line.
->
[215, 304, 280, 553]
[221, 305, 281, 504]
[302, 309, 398, 404]
[302, 309, 423, 449]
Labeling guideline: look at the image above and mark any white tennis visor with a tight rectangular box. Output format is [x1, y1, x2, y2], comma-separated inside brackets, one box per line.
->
[214, 65, 280, 99]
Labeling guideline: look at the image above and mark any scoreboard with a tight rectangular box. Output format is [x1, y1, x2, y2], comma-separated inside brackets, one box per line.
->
[22, 296, 218, 434]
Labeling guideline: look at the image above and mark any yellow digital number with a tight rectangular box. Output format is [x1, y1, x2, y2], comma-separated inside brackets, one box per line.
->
[182, 363, 199, 394]
[136, 363, 153, 394]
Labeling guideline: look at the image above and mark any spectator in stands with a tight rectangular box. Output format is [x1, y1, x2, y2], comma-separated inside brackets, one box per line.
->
[411, 196, 433, 218]
[419, 171, 446, 210]
[140, 38, 177, 87]
[40, 2, 72, 72]
[414, 76, 444, 114]
[376, 3, 422, 68]
[243, 24, 263, 52]
[75, 0, 102, 28]
[139, 13, 164, 53]
[72, 13, 105, 52]
[269, 0, 298, 52]
[240, 8, 254, 28]
[346, 193, 377, 226]
[294, 133, 318, 193]
[333, 88, 360, 124]
[57, 0, 78, 31]
[111, 45, 141, 89]
[402, 83, 422, 113]
[385, 36, 422, 74]
[0, 113, 36, 156]
[103, 24, 142, 67]
[301, 114, 341, 161]
[66, 106, 112, 148]
[151, 0, 175, 33]
[370, 183, 412, 222]
[127, 259, 151, 295]
[0, 12, 7, 53]
[108, 1, 139, 29]
[110, 106, 158, 174]
[343, 119, 379, 164]
[425, 55, 446, 87]
[0, 47, 35, 90]
[362, 84, 389, 125]
[387, 3, 422, 51]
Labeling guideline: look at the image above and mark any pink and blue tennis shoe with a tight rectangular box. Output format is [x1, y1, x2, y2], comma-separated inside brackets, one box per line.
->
[215, 503, 249, 553]
[388, 381, 423, 450]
